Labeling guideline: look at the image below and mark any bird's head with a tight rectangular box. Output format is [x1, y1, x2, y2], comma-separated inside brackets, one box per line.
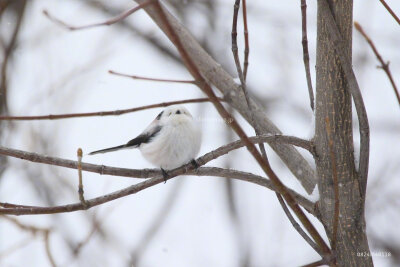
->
[156, 105, 194, 125]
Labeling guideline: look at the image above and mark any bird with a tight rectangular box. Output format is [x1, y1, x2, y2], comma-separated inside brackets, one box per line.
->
[89, 105, 202, 181]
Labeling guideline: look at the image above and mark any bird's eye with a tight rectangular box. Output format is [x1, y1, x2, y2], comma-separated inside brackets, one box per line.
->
[176, 110, 181, 114]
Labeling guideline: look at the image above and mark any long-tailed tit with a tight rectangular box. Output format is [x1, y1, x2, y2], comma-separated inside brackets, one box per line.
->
[89, 105, 202, 180]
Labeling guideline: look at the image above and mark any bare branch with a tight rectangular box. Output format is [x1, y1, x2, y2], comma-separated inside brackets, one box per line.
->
[0, 135, 316, 215]
[300, 0, 315, 111]
[44, 230, 56, 267]
[354, 22, 400, 108]
[378, 0, 400, 25]
[300, 259, 326, 267]
[42, 0, 154, 31]
[0, 98, 217, 121]
[242, 0, 249, 81]
[275, 194, 322, 256]
[1, 215, 56, 266]
[320, 0, 370, 199]
[109, 70, 196, 84]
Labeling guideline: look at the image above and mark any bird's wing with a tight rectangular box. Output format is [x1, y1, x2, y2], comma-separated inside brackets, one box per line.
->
[126, 125, 162, 147]
[89, 125, 162, 155]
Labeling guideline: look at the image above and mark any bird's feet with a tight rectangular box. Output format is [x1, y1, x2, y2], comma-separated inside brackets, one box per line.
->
[190, 159, 199, 169]
[161, 168, 169, 183]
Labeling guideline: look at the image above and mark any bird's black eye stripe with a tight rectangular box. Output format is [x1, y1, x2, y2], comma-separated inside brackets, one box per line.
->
[156, 111, 164, 120]
[176, 110, 181, 114]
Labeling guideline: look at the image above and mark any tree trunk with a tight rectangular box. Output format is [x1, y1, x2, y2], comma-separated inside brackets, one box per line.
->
[315, 0, 373, 265]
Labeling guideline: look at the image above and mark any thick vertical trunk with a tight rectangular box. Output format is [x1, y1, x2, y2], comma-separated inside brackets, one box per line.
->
[315, 0, 373, 266]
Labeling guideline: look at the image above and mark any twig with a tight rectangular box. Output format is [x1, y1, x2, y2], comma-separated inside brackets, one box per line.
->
[320, 0, 370, 200]
[325, 117, 339, 253]
[378, 0, 400, 25]
[44, 230, 56, 267]
[77, 148, 87, 208]
[42, 0, 155, 31]
[151, 0, 331, 256]
[1, 215, 56, 266]
[275, 194, 322, 256]
[242, 0, 249, 81]
[0, 98, 218, 121]
[354, 22, 400, 107]
[109, 70, 196, 84]
[300, 0, 315, 111]
[1, 0, 26, 113]
[300, 259, 326, 267]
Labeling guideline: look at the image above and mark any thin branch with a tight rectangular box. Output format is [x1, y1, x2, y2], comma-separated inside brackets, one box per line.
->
[44, 230, 56, 267]
[325, 117, 339, 253]
[275, 194, 322, 256]
[42, 0, 155, 31]
[0, 98, 217, 121]
[378, 0, 400, 25]
[150, 1, 331, 256]
[354, 22, 400, 107]
[300, 0, 315, 111]
[300, 259, 326, 267]
[1, 215, 56, 266]
[242, 0, 249, 81]
[320, 0, 370, 200]
[77, 148, 87, 208]
[109, 70, 196, 84]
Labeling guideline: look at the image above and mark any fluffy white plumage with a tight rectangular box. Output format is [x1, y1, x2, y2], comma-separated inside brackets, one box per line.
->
[89, 105, 202, 170]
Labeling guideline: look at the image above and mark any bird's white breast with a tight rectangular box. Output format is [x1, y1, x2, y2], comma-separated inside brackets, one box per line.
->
[139, 117, 201, 169]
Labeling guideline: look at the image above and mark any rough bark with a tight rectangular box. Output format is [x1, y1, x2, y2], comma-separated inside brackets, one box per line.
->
[315, 0, 373, 265]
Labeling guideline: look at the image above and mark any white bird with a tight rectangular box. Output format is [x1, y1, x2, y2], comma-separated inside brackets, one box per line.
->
[89, 105, 202, 180]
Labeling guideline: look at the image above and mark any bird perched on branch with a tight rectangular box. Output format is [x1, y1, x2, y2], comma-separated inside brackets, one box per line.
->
[89, 105, 202, 181]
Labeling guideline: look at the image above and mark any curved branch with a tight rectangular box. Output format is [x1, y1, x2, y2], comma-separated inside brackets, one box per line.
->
[354, 22, 400, 108]
[0, 167, 314, 216]
[0, 98, 218, 121]
[0, 134, 316, 215]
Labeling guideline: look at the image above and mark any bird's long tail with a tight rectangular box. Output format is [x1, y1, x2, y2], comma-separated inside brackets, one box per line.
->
[88, 144, 128, 155]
